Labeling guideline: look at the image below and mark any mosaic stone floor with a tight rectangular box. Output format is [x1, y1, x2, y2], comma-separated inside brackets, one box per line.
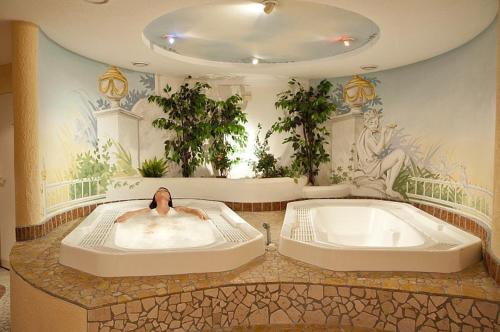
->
[9, 211, 499, 312]
[218, 325, 379, 331]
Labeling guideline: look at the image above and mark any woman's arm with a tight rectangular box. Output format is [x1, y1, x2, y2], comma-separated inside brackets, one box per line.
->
[115, 208, 150, 223]
[175, 206, 208, 220]
[367, 129, 388, 156]
[383, 127, 395, 145]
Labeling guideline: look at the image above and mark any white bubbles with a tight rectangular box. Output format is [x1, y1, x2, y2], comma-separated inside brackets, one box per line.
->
[114, 213, 216, 249]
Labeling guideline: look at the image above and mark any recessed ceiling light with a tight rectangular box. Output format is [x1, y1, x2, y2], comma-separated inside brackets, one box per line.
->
[84, 0, 109, 4]
[251, 58, 259, 65]
[132, 61, 149, 67]
[336, 36, 354, 47]
[161, 34, 176, 45]
[360, 64, 378, 71]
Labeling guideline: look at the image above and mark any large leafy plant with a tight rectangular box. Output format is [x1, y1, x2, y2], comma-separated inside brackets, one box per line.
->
[250, 124, 288, 178]
[272, 79, 336, 185]
[208, 95, 248, 177]
[149, 82, 212, 177]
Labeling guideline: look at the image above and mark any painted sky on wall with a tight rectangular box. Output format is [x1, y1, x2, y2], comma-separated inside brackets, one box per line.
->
[312, 18, 497, 190]
[38, 31, 152, 181]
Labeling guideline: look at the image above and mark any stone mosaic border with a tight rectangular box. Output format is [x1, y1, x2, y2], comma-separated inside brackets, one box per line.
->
[87, 283, 500, 332]
[14, 197, 500, 285]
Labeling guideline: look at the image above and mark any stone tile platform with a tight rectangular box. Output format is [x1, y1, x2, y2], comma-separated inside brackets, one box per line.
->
[10, 212, 500, 331]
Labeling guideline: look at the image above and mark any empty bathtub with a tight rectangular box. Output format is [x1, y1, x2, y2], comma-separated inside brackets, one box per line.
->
[279, 199, 481, 272]
[59, 199, 264, 277]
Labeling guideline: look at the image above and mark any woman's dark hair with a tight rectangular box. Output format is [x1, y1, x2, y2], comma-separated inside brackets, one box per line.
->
[149, 187, 173, 209]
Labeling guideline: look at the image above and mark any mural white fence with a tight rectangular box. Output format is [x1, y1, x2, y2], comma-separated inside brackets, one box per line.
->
[405, 177, 493, 224]
[42, 176, 493, 225]
[43, 178, 105, 215]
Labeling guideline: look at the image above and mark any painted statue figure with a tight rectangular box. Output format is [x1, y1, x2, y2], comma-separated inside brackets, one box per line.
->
[353, 109, 406, 199]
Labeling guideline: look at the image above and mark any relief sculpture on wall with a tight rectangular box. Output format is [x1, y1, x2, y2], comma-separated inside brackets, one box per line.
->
[352, 109, 406, 199]
[329, 75, 493, 224]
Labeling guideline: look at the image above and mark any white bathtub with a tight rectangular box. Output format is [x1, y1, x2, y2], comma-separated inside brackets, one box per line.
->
[279, 199, 482, 272]
[59, 199, 264, 277]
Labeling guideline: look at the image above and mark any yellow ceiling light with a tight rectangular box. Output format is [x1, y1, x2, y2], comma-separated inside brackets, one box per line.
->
[262, 0, 278, 14]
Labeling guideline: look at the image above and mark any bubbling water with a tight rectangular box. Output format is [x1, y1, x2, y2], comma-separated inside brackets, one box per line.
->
[113, 213, 216, 250]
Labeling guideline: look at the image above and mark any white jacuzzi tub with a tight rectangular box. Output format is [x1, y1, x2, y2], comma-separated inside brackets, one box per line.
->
[59, 199, 264, 277]
[279, 199, 482, 272]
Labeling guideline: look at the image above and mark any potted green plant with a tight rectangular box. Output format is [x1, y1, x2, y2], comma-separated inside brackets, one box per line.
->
[272, 79, 336, 185]
[250, 124, 288, 178]
[208, 94, 248, 177]
[148, 81, 212, 177]
[138, 157, 168, 178]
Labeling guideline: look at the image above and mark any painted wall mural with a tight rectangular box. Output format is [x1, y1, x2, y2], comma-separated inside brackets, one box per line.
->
[36, 15, 496, 227]
[315, 18, 497, 224]
[38, 32, 155, 214]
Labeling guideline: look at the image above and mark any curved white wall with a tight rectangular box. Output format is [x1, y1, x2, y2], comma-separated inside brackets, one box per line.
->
[106, 177, 307, 203]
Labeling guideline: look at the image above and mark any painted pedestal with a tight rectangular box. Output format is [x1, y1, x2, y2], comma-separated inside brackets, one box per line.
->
[94, 107, 143, 168]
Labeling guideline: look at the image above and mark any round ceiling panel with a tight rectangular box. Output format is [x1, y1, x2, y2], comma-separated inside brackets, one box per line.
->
[1, 0, 497, 77]
[142, 0, 380, 64]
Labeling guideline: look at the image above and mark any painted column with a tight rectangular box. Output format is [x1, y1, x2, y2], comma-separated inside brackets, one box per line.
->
[493, 8, 500, 257]
[12, 21, 42, 226]
[329, 112, 363, 179]
[94, 108, 143, 168]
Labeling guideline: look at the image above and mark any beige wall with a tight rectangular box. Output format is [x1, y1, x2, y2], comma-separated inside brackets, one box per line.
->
[0, 22, 15, 268]
[11, 271, 87, 332]
[493, 10, 500, 257]
[0, 63, 11, 94]
[12, 21, 42, 226]
[0, 93, 15, 268]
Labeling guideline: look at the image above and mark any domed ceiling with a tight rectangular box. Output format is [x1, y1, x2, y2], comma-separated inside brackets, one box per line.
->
[142, 1, 380, 64]
[0, 0, 497, 78]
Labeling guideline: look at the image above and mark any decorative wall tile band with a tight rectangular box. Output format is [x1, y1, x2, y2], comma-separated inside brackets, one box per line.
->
[14, 197, 500, 285]
[87, 283, 500, 332]
[15, 203, 99, 241]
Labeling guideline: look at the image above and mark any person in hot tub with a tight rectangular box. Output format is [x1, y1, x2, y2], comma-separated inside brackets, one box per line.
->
[114, 187, 208, 224]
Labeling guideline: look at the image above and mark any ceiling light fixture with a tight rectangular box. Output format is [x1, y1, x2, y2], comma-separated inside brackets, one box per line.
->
[84, 0, 109, 4]
[360, 65, 378, 71]
[262, 0, 278, 14]
[252, 58, 259, 65]
[338, 36, 354, 47]
[132, 61, 149, 67]
[161, 34, 176, 45]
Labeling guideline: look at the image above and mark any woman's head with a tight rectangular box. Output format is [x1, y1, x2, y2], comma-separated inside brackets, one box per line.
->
[149, 187, 173, 209]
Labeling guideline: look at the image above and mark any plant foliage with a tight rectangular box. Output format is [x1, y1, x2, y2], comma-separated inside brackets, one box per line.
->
[208, 95, 248, 177]
[272, 79, 336, 185]
[72, 139, 116, 197]
[138, 157, 168, 178]
[114, 141, 137, 177]
[250, 124, 288, 178]
[149, 82, 212, 177]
